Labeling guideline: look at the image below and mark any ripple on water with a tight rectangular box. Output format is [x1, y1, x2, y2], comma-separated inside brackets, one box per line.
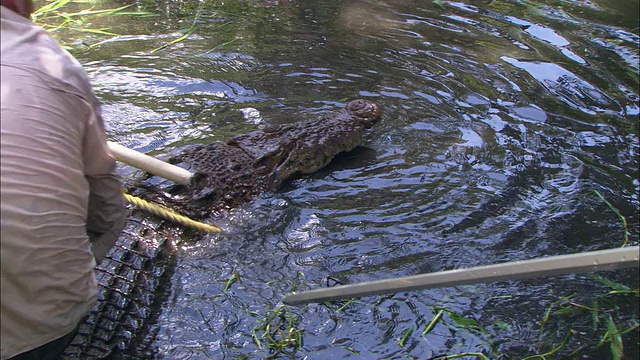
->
[501, 56, 622, 115]
[71, 0, 640, 358]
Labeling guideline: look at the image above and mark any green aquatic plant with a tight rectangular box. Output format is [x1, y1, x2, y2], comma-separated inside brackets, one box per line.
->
[390, 305, 496, 358]
[594, 190, 630, 247]
[521, 331, 572, 360]
[591, 274, 640, 296]
[520, 191, 639, 358]
[431, 352, 490, 360]
[33, 0, 154, 37]
[251, 305, 304, 358]
[422, 309, 444, 336]
[531, 284, 636, 356]
[148, 1, 201, 54]
[602, 315, 624, 360]
[418, 189, 638, 359]
[398, 326, 413, 347]
[223, 270, 241, 293]
[248, 272, 309, 357]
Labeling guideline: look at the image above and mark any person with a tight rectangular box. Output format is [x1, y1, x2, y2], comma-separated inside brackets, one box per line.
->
[0, 0, 128, 359]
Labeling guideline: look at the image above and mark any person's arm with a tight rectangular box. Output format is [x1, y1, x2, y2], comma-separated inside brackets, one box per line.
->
[82, 100, 128, 264]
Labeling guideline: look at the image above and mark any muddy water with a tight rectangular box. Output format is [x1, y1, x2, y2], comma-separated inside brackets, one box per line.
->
[54, 0, 639, 358]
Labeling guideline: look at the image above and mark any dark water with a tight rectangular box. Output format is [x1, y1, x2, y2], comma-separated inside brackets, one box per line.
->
[54, 0, 639, 358]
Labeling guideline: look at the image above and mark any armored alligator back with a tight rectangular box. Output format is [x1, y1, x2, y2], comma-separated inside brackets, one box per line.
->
[62, 216, 177, 359]
[62, 100, 381, 357]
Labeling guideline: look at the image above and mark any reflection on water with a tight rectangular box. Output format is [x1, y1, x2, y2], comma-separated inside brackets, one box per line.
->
[50, 0, 640, 357]
[501, 56, 620, 115]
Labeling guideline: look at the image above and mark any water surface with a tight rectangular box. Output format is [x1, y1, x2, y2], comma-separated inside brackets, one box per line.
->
[49, 0, 639, 358]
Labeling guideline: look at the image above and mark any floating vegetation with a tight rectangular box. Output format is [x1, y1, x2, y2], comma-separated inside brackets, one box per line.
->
[422, 309, 445, 336]
[594, 190, 630, 247]
[533, 277, 640, 358]
[333, 297, 357, 313]
[148, 23, 198, 54]
[32, 0, 154, 38]
[429, 352, 490, 360]
[247, 272, 308, 357]
[223, 270, 241, 293]
[438, 307, 488, 335]
[290, 271, 307, 293]
[398, 326, 413, 347]
[384, 190, 637, 358]
[591, 274, 640, 296]
[521, 332, 572, 360]
[511, 191, 640, 358]
[251, 305, 303, 358]
[603, 316, 624, 360]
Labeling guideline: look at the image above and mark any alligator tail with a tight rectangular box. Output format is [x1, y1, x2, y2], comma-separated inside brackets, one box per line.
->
[61, 218, 177, 359]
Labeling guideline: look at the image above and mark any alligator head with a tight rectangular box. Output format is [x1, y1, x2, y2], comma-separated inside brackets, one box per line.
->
[229, 99, 382, 186]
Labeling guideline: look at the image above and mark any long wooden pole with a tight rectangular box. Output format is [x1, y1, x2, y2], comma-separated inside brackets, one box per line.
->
[282, 246, 640, 305]
[107, 141, 193, 186]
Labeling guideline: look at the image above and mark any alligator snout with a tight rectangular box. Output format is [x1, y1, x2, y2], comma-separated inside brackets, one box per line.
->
[346, 99, 382, 127]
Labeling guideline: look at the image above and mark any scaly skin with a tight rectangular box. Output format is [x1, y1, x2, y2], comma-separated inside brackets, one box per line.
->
[64, 100, 381, 358]
[147, 99, 381, 217]
[61, 217, 177, 359]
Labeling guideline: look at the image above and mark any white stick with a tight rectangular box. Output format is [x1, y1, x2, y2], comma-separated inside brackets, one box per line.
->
[107, 141, 193, 186]
[282, 246, 640, 305]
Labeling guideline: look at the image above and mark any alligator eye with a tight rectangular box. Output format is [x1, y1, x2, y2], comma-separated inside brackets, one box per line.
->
[345, 99, 381, 127]
[348, 99, 367, 111]
[231, 163, 243, 171]
[264, 124, 282, 133]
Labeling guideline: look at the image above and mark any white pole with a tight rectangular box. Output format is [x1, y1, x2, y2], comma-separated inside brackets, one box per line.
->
[282, 246, 640, 305]
[107, 141, 193, 186]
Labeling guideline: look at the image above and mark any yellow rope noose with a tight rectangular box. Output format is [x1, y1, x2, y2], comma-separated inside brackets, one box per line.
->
[122, 192, 222, 233]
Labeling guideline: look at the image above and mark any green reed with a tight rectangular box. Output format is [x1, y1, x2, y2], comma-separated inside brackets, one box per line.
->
[251, 305, 304, 358]
[32, 0, 154, 44]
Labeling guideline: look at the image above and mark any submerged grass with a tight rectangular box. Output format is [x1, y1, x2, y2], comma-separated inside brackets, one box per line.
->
[249, 272, 307, 357]
[251, 305, 304, 358]
[34, 1, 234, 54]
[517, 191, 639, 358]
[603, 315, 624, 360]
[430, 352, 490, 360]
[317, 189, 637, 358]
[594, 190, 630, 246]
[148, 24, 197, 54]
[223, 270, 240, 293]
[522, 331, 572, 360]
[32, 1, 637, 357]
[422, 309, 444, 336]
[33, 0, 155, 48]
[398, 327, 413, 347]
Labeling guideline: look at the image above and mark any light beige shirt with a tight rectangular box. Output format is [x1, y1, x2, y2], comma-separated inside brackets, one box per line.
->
[0, 7, 127, 359]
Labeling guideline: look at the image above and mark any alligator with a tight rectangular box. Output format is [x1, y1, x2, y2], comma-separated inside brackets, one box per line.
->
[61, 217, 177, 359]
[143, 99, 381, 218]
[61, 99, 381, 358]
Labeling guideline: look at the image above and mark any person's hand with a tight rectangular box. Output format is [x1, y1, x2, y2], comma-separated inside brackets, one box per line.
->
[88, 212, 128, 265]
